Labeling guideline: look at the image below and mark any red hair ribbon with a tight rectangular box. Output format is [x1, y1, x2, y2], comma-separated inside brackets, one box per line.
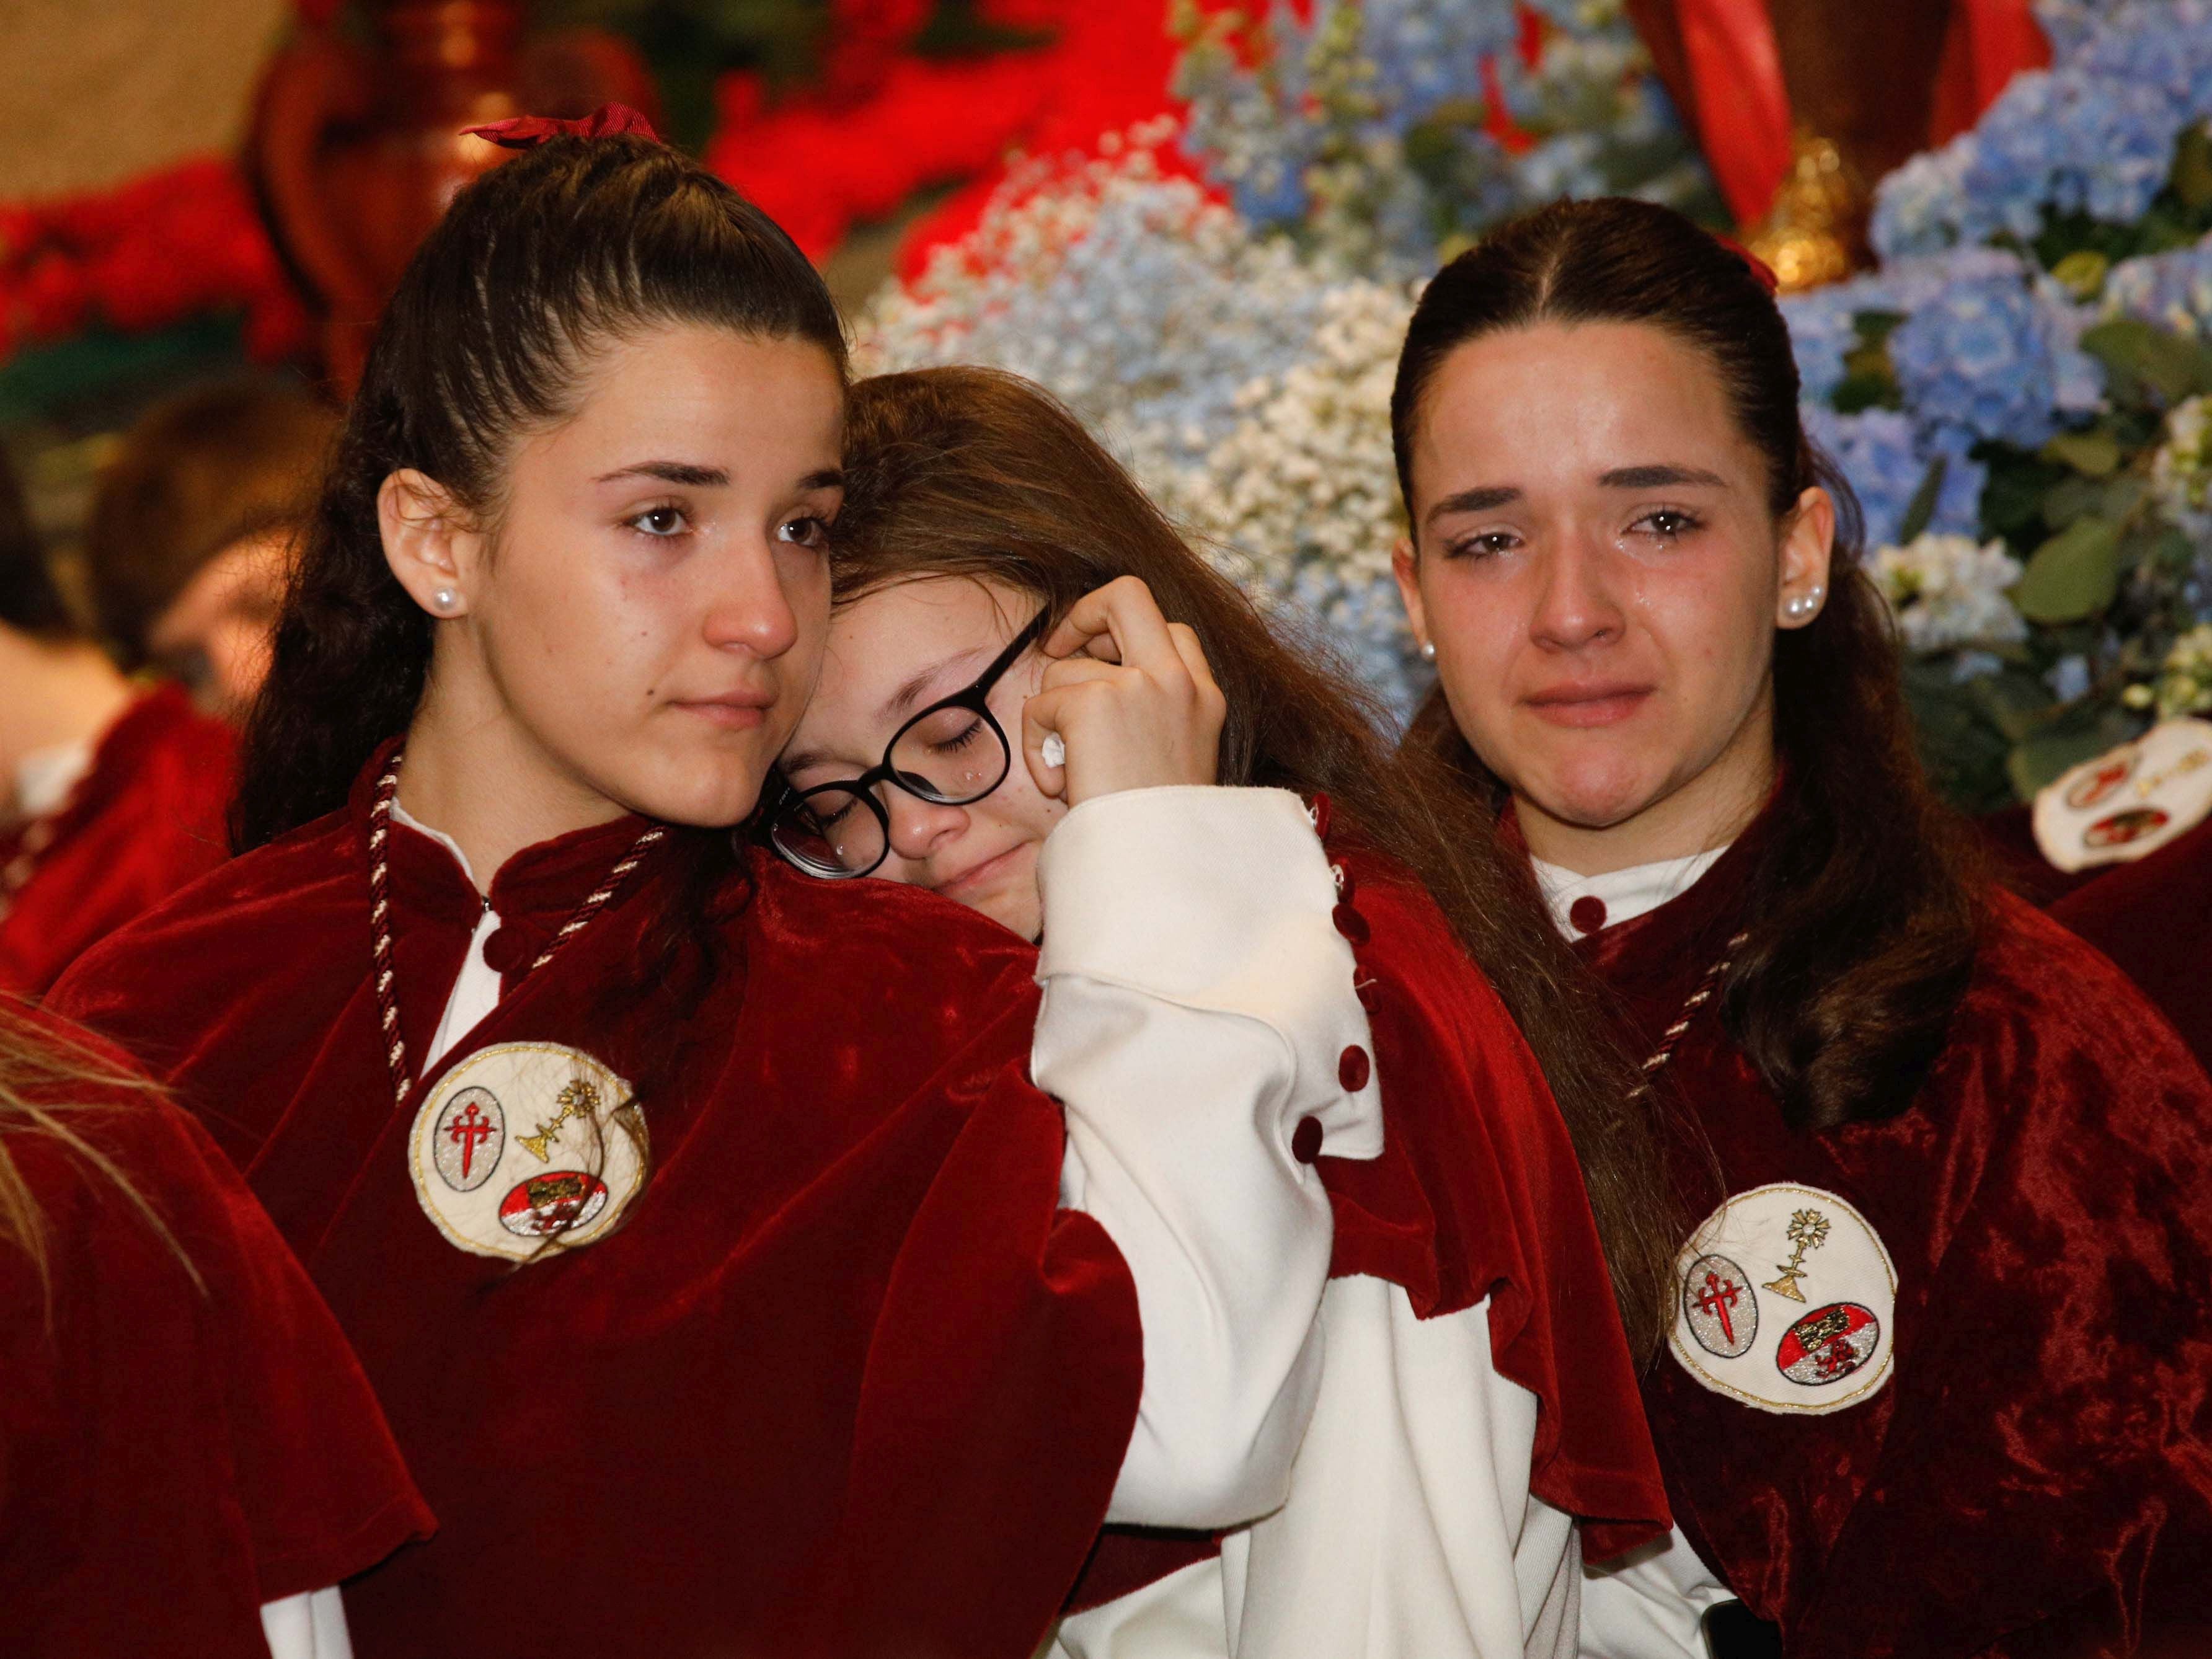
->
[463, 103, 659, 149]
[1715, 234, 1781, 297]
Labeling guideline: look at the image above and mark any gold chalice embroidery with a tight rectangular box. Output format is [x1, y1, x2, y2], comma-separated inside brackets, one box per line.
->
[518, 1078, 602, 1162]
[1763, 1208, 1831, 1303]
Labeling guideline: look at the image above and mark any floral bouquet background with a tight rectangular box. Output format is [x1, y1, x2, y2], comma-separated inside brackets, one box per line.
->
[862, 0, 2212, 811]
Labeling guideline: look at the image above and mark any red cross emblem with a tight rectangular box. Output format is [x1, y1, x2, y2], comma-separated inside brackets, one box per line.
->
[1680, 1252, 1758, 1358]
[447, 1100, 495, 1180]
[1697, 1271, 1742, 1347]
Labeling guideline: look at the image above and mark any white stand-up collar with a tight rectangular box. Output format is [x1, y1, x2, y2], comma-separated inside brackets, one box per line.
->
[12, 740, 95, 823]
[1531, 844, 1731, 941]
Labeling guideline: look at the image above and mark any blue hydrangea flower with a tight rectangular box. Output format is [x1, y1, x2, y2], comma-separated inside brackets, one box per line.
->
[1871, 4, 2212, 260]
[1806, 406, 1988, 545]
[1357, 0, 1513, 141]
[1781, 273, 1898, 404]
[2106, 232, 2212, 332]
[1888, 268, 2080, 447]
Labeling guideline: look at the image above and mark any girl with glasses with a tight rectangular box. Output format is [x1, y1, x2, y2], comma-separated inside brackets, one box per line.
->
[50, 119, 1412, 1658]
[776, 363, 1678, 1657]
[1389, 197, 2212, 1657]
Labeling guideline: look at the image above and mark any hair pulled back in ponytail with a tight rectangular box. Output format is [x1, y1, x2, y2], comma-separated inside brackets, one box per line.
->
[1394, 197, 1985, 1135]
[232, 134, 847, 852]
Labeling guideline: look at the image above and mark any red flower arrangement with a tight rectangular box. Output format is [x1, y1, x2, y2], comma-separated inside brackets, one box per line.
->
[0, 0, 1188, 371]
[706, 0, 1188, 267]
[0, 157, 310, 368]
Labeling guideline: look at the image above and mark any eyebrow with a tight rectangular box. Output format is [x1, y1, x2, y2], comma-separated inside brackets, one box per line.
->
[595, 461, 730, 488]
[1424, 464, 1729, 526]
[1599, 463, 1728, 490]
[1425, 484, 1522, 526]
[880, 645, 988, 725]
[592, 462, 845, 491]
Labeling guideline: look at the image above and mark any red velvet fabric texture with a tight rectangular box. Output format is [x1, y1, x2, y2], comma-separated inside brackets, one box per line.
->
[2048, 815, 2212, 1078]
[1575, 826, 2212, 1657]
[0, 1003, 429, 1657]
[1316, 845, 1671, 1560]
[0, 683, 234, 1000]
[1067, 841, 1674, 1610]
[51, 753, 1144, 1659]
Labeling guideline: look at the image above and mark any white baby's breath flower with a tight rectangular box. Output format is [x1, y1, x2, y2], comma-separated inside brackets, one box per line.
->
[1870, 533, 2030, 653]
[857, 131, 1425, 711]
[2151, 393, 2212, 541]
[2135, 621, 2212, 718]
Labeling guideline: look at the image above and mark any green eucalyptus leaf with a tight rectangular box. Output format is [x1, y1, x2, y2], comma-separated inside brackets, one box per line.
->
[1854, 310, 1909, 347]
[2174, 123, 2212, 211]
[1833, 372, 1902, 415]
[2100, 476, 2148, 520]
[2013, 517, 2123, 622]
[2051, 249, 2110, 301]
[2082, 318, 2164, 376]
[2041, 428, 2121, 476]
[1971, 668, 2066, 743]
[2041, 475, 2105, 529]
[2075, 318, 2212, 402]
[1896, 454, 1949, 543]
[2007, 726, 2122, 799]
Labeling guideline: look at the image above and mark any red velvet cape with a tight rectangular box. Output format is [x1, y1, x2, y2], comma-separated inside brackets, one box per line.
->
[1069, 816, 1671, 1609]
[2048, 816, 2212, 1079]
[1, 1004, 429, 1658]
[1575, 822, 2212, 1657]
[0, 683, 235, 1000]
[52, 752, 1144, 1659]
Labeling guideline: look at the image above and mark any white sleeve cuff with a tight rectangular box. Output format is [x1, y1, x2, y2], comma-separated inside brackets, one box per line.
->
[260, 1586, 353, 1659]
[1033, 785, 1382, 1528]
[1038, 785, 1381, 1158]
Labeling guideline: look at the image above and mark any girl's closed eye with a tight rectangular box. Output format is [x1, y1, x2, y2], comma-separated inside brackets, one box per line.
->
[929, 714, 988, 756]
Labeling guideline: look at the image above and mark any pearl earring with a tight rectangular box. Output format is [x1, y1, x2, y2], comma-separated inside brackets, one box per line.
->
[431, 586, 458, 613]
[1420, 640, 1438, 662]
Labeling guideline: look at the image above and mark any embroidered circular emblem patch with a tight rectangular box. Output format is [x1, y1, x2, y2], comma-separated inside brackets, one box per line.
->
[407, 1043, 645, 1261]
[2034, 717, 2212, 872]
[1669, 1182, 1897, 1415]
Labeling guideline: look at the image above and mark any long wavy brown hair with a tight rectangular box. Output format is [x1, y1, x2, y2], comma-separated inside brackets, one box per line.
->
[1391, 197, 1986, 1136]
[829, 366, 1676, 1355]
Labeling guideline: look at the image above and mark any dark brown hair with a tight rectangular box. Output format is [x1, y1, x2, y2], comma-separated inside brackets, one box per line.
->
[232, 131, 847, 852]
[829, 365, 1676, 1355]
[84, 376, 338, 665]
[0, 443, 72, 638]
[1392, 197, 1984, 1135]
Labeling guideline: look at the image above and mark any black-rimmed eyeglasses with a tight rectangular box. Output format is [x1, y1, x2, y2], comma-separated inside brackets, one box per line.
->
[768, 607, 1051, 878]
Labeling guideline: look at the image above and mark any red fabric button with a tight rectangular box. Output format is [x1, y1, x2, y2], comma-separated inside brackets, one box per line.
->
[1307, 794, 1333, 839]
[1332, 902, 1369, 944]
[1568, 895, 1608, 936]
[1338, 1044, 1371, 1092]
[1355, 980, 1379, 1014]
[481, 924, 535, 975]
[1291, 1115, 1324, 1164]
[1331, 862, 1356, 904]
